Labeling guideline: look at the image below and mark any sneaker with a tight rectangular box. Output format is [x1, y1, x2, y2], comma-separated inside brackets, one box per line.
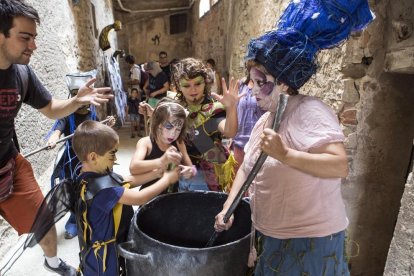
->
[64, 230, 77, 239]
[44, 258, 77, 276]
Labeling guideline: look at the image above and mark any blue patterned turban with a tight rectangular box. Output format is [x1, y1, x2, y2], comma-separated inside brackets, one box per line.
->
[246, 0, 374, 89]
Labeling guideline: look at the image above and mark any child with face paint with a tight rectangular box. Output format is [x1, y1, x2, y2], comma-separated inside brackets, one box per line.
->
[139, 58, 242, 192]
[214, 0, 374, 274]
[130, 98, 194, 193]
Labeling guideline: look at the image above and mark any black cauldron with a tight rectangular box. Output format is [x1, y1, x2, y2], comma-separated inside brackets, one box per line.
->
[118, 191, 251, 276]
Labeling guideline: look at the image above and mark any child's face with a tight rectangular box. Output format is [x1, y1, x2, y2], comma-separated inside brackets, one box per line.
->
[158, 116, 184, 145]
[179, 76, 205, 104]
[131, 90, 138, 99]
[94, 143, 119, 173]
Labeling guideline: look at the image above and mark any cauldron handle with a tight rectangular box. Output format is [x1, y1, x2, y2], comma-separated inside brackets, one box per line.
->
[118, 241, 154, 264]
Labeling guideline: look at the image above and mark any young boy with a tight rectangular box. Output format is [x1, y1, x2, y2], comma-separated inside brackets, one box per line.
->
[126, 88, 141, 138]
[72, 120, 179, 276]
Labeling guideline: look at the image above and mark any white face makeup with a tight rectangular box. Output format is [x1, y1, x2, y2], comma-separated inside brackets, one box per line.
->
[250, 67, 281, 112]
[179, 76, 206, 104]
[158, 117, 184, 145]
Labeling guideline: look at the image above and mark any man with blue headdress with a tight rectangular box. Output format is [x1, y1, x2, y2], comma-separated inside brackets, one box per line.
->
[215, 0, 374, 275]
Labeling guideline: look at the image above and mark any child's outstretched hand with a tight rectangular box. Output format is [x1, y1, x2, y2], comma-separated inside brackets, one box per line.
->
[163, 167, 180, 185]
[179, 165, 194, 179]
[211, 77, 243, 109]
[161, 146, 182, 169]
[139, 102, 154, 117]
[105, 116, 116, 127]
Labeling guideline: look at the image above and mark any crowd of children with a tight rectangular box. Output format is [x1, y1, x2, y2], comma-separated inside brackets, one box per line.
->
[55, 56, 251, 275]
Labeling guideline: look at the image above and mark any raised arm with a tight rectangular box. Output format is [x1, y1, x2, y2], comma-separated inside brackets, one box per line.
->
[39, 78, 112, 119]
[214, 78, 243, 138]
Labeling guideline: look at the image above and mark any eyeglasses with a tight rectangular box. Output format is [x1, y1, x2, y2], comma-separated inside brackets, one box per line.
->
[159, 56, 167, 59]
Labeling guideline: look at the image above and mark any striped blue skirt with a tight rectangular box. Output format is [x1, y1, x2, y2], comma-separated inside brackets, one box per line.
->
[254, 230, 349, 276]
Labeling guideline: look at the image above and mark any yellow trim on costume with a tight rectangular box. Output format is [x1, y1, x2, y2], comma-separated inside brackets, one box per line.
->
[214, 152, 237, 192]
[92, 238, 116, 272]
[113, 183, 130, 236]
[80, 180, 92, 242]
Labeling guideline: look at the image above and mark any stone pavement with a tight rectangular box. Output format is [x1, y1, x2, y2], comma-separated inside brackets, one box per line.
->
[1, 124, 140, 275]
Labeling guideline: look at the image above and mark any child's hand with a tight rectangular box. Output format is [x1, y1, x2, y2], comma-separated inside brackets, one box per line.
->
[152, 168, 163, 178]
[163, 167, 180, 185]
[179, 165, 193, 179]
[46, 139, 57, 149]
[161, 146, 182, 168]
[105, 116, 116, 127]
[211, 77, 243, 109]
[139, 102, 154, 117]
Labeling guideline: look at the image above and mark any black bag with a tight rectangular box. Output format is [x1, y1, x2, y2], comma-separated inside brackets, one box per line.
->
[0, 157, 16, 202]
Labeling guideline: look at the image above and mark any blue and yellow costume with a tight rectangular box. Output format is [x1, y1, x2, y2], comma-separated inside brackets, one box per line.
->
[74, 171, 133, 276]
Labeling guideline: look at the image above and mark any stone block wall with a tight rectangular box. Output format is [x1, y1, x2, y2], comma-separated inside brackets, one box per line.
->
[384, 169, 414, 275]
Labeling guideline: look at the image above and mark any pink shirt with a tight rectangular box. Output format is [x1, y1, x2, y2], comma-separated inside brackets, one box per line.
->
[243, 95, 348, 238]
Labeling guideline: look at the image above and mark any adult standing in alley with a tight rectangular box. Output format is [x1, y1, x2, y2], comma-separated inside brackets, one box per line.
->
[159, 51, 171, 82]
[144, 60, 169, 108]
[214, 0, 374, 275]
[0, 0, 112, 275]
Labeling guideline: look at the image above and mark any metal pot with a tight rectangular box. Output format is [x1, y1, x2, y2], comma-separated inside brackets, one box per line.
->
[118, 191, 251, 276]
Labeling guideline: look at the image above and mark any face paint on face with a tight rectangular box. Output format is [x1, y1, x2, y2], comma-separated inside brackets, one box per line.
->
[95, 143, 119, 173]
[179, 76, 205, 104]
[250, 67, 275, 97]
[250, 67, 281, 112]
[158, 117, 184, 145]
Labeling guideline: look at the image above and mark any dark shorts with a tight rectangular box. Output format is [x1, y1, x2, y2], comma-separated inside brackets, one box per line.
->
[0, 154, 44, 235]
[129, 113, 140, 122]
[254, 230, 349, 276]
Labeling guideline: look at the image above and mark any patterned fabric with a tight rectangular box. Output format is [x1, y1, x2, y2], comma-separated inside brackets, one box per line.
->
[254, 231, 349, 276]
[183, 99, 235, 191]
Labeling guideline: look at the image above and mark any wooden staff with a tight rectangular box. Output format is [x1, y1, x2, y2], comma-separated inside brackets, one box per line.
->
[23, 117, 112, 158]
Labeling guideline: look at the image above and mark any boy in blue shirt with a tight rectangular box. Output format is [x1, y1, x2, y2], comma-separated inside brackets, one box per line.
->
[72, 120, 180, 275]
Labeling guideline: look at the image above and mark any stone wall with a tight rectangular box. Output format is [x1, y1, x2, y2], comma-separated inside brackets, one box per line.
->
[114, 6, 193, 83]
[384, 169, 414, 275]
[0, 0, 117, 260]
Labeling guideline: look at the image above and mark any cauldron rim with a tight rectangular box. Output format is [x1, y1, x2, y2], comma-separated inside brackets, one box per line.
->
[133, 191, 251, 250]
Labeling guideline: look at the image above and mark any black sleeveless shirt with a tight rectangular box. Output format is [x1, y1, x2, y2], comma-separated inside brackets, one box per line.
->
[140, 139, 178, 193]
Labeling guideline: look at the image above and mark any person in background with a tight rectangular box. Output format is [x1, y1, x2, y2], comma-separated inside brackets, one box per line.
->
[46, 88, 98, 240]
[130, 98, 194, 194]
[214, 0, 373, 275]
[159, 51, 171, 82]
[72, 120, 179, 276]
[126, 88, 141, 138]
[232, 75, 265, 174]
[0, 0, 112, 274]
[124, 54, 143, 97]
[144, 61, 169, 108]
[206, 58, 222, 95]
